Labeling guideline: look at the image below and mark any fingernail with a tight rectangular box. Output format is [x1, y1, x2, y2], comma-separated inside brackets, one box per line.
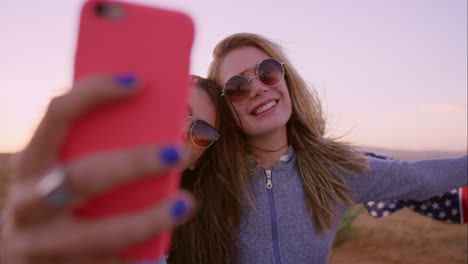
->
[159, 146, 180, 165]
[115, 73, 137, 88]
[171, 199, 189, 219]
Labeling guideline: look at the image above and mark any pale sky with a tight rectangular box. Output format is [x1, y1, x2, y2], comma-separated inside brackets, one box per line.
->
[1, 0, 467, 152]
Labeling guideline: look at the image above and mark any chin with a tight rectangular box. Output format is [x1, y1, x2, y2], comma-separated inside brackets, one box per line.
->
[245, 121, 288, 137]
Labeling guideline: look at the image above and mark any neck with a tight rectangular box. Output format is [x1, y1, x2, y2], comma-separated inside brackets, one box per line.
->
[248, 126, 288, 169]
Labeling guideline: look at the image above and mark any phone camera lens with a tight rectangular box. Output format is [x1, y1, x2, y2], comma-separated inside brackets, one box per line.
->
[94, 3, 124, 20]
[95, 3, 108, 17]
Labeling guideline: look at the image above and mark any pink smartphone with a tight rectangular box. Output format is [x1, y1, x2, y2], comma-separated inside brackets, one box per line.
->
[60, 0, 194, 260]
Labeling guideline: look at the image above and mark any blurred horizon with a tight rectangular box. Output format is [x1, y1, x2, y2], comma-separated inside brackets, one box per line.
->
[1, 0, 466, 153]
[1, 145, 466, 159]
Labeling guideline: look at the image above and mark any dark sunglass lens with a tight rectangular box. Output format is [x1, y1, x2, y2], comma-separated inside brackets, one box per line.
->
[258, 59, 284, 87]
[191, 120, 217, 148]
[224, 75, 251, 103]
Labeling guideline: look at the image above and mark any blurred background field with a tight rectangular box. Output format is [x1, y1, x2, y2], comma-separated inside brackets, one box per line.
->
[330, 207, 467, 264]
[0, 149, 466, 263]
[330, 148, 467, 264]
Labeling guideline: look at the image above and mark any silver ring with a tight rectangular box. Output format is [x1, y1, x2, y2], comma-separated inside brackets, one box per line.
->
[36, 166, 72, 208]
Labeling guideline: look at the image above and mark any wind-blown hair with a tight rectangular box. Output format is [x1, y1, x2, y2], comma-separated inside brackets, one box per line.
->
[208, 33, 369, 230]
[169, 34, 369, 264]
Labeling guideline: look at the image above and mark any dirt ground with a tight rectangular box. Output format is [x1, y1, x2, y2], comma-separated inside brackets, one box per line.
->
[329, 208, 467, 264]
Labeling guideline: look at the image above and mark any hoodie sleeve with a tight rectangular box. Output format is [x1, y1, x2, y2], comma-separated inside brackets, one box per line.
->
[344, 155, 467, 204]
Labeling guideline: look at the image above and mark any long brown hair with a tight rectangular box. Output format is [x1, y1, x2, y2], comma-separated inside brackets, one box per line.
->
[169, 76, 249, 264]
[170, 34, 369, 263]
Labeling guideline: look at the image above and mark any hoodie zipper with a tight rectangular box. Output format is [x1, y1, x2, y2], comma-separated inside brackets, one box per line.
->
[266, 169, 273, 189]
[265, 169, 281, 264]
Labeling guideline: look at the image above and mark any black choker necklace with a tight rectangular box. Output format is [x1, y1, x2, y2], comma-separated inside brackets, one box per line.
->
[251, 144, 288, 153]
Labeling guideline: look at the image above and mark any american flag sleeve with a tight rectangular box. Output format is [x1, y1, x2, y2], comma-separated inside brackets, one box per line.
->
[365, 187, 466, 223]
[363, 153, 467, 223]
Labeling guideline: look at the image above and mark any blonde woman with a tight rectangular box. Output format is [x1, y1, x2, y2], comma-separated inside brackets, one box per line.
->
[169, 33, 467, 264]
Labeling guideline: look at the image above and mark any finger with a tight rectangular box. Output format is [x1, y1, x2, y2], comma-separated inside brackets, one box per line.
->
[16, 74, 139, 179]
[12, 145, 183, 226]
[18, 191, 195, 259]
[67, 145, 183, 196]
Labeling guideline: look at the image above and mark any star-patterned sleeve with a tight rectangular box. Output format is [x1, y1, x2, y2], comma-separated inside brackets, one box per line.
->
[363, 153, 467, 223]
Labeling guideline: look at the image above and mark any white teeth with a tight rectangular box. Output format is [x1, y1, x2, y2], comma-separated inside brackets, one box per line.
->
[254, 101, 277, 115]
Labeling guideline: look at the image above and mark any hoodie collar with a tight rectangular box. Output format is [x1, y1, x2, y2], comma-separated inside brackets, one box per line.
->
[272, 146, 296, 171]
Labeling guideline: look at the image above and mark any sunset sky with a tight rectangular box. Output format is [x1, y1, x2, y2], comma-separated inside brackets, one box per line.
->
[1, 0, 466, 152]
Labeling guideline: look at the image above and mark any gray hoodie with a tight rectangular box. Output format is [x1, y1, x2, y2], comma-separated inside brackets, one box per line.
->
[237, 148, 467, 264]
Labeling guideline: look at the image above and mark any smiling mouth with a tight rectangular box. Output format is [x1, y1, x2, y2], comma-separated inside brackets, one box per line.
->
[252, 100, 277, 116]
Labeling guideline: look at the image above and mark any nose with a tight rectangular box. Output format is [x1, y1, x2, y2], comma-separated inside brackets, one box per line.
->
[182, 118, 192, 140]
[249, 77, 269, 99]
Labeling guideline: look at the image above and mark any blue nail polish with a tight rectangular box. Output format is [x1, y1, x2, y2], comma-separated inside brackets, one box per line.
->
[115, 73, 137, 87]
[171, 199, 189, 219]
[159, 146, 180, 165]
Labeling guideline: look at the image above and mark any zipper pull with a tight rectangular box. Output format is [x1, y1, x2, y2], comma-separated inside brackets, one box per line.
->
[266, 169, 273, 189]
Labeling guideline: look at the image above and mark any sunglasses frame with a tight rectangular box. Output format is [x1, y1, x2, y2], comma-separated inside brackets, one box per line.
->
[221, 58, 285, 104]
[187, 116, 220, 149]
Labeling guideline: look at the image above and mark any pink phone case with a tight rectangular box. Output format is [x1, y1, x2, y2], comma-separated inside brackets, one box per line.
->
[60, 0, 194, 260]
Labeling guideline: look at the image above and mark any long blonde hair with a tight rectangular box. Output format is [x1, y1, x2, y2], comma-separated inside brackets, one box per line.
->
[208, 33, 368, 232]
[169, 34, 369, 264]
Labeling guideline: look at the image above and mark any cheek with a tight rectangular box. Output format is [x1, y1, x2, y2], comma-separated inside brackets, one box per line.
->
[285, 95, 293, 112]
[282, 87, 293, 113]
[190, 148, 204, 162]
[185, 146, 205, 169]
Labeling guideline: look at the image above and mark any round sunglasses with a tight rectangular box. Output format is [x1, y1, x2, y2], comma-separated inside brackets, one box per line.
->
[221, 58, 285, 104]
[186, 116, 220, 149]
